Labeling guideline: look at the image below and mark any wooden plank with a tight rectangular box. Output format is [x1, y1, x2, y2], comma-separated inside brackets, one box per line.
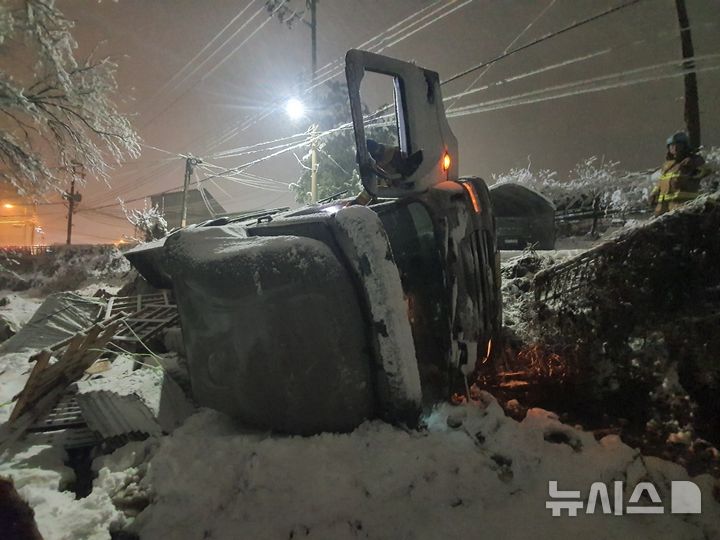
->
[105, 297, 115, 321]
[9, 351, 51, 422]
[3, 317, 123, 442]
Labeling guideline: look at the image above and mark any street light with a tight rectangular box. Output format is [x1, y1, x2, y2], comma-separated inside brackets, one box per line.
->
[285, 98, 318, 203]
[284, 98, 306, 121]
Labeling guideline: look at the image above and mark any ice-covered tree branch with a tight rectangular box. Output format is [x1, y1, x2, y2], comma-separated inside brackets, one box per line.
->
[0, 0, 140, 195]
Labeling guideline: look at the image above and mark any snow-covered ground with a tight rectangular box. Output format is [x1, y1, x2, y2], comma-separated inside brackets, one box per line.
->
[2, 243, 720, 540]
[4, 394, 720, 539]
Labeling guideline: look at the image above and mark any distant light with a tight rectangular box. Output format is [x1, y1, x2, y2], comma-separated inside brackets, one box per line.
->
[285, 98, 306, 120]
[3, 203, 13, 209]
[442, 152, 451, 172]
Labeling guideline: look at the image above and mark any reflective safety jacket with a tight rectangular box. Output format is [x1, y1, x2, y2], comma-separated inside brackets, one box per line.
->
[651, 154, 709, 214]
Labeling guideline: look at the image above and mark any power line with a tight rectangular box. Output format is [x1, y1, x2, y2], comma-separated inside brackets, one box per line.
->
[446, 0, 557, 111]
[137, 3, 277, 131]
[442, 0, 646, 86]
[200, 1, 289, 81]
[141, 0, 259, 113]
[72, 0, 675, 216]
[447, 55, 720, 118]
[222, 0, 473, 142]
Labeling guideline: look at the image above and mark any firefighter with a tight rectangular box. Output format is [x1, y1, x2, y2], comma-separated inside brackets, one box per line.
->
[650, 131, 709, 216]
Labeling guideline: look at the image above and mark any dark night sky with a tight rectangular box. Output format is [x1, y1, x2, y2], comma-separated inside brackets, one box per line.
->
[36, 0, 720, 244]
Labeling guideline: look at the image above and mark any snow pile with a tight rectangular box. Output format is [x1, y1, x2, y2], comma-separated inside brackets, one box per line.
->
[0, 293, 43, 334]
[0, 245, 131, 295]
[0, 351, 40, 424]
[123, 397, 720, 540]
[700, 146, 720, 193]
[0, 443, 126, 540]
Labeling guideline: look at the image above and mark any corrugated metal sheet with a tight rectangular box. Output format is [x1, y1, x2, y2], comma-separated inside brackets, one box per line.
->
[76, 391, 162, 441]
[25, 427, 99, 449]
[27, 394, 100, 449]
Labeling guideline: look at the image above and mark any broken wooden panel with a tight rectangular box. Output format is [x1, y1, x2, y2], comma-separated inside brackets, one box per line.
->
[0, 317, 123, 450]
[104, 292, 172, 320]
[111, 304, 179, 351]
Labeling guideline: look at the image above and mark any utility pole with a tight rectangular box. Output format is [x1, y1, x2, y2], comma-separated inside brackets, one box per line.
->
[64, 164, 83, 245]
[309, 0, 317, 85]
[675, 0, 701, 148]
[310, 124, 318, 203]
[181, 155, 202, 228]
[308, 0, 318, 203]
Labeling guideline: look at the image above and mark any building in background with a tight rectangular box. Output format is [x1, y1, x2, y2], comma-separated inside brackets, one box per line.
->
[0, 183, 40, 247]
[150, 188, 225, 229]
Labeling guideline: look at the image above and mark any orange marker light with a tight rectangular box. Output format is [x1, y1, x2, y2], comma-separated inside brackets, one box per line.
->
[3, 203, 13, 209]
[442, 152, 451, 171]
[461, 182, 481, 214]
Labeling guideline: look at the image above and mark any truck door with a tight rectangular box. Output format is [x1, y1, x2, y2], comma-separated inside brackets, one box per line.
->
[345, 49, 458, 197]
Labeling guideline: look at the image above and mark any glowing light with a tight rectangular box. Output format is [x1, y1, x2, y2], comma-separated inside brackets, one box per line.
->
[442, 152, 451, 171]
[3, 203, 13, 209]
[461, 181, 481, 213]
[284, 98, 306, 120]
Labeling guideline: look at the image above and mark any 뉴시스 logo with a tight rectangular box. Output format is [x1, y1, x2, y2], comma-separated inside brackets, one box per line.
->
[546, 480, 702, 516]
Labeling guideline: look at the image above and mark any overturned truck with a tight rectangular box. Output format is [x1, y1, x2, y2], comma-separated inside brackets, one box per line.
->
[126, 51, 502, 434]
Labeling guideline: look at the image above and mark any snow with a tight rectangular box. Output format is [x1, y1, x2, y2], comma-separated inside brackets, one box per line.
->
[5, 394, 718, 540]
[124, 397, 720, 540]
[0, 442, 125, 540]
[334, 205, 422, 413]
[0, 292, 44, 330]
[0, 350, 38, 424]
[491, 156, 655, 212]
[2, 204, 720, 539]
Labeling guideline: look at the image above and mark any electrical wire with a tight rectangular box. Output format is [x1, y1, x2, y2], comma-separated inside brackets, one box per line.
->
[141, 0, 258, 112]
[441, 0, 646, 86]
[447, 56, 720, 118]
[446, 0, 557, 111]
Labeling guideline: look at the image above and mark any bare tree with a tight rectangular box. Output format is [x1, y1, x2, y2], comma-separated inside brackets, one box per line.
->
[0, 0, 140, 196]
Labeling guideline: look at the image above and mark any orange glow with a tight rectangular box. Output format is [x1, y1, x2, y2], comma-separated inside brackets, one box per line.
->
[461, 182, 481, 213]
[3, 203, 14, 209]
[442, 152, 451, 171]
[512, 343, 568, 382]
[481, 338, 493, 364]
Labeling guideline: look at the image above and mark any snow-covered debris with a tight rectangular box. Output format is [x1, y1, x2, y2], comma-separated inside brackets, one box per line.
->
[1, 292, 104, 354]
[76, 363, 195, 440]
[495, 193, 720, 475]
[124, 399, 720, 540]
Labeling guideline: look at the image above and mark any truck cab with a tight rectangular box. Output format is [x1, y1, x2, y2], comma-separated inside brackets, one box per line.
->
[125, 50, 501, 434]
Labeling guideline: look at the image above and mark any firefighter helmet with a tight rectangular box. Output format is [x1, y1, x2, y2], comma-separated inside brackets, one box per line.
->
[666, 131, 690, 147]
